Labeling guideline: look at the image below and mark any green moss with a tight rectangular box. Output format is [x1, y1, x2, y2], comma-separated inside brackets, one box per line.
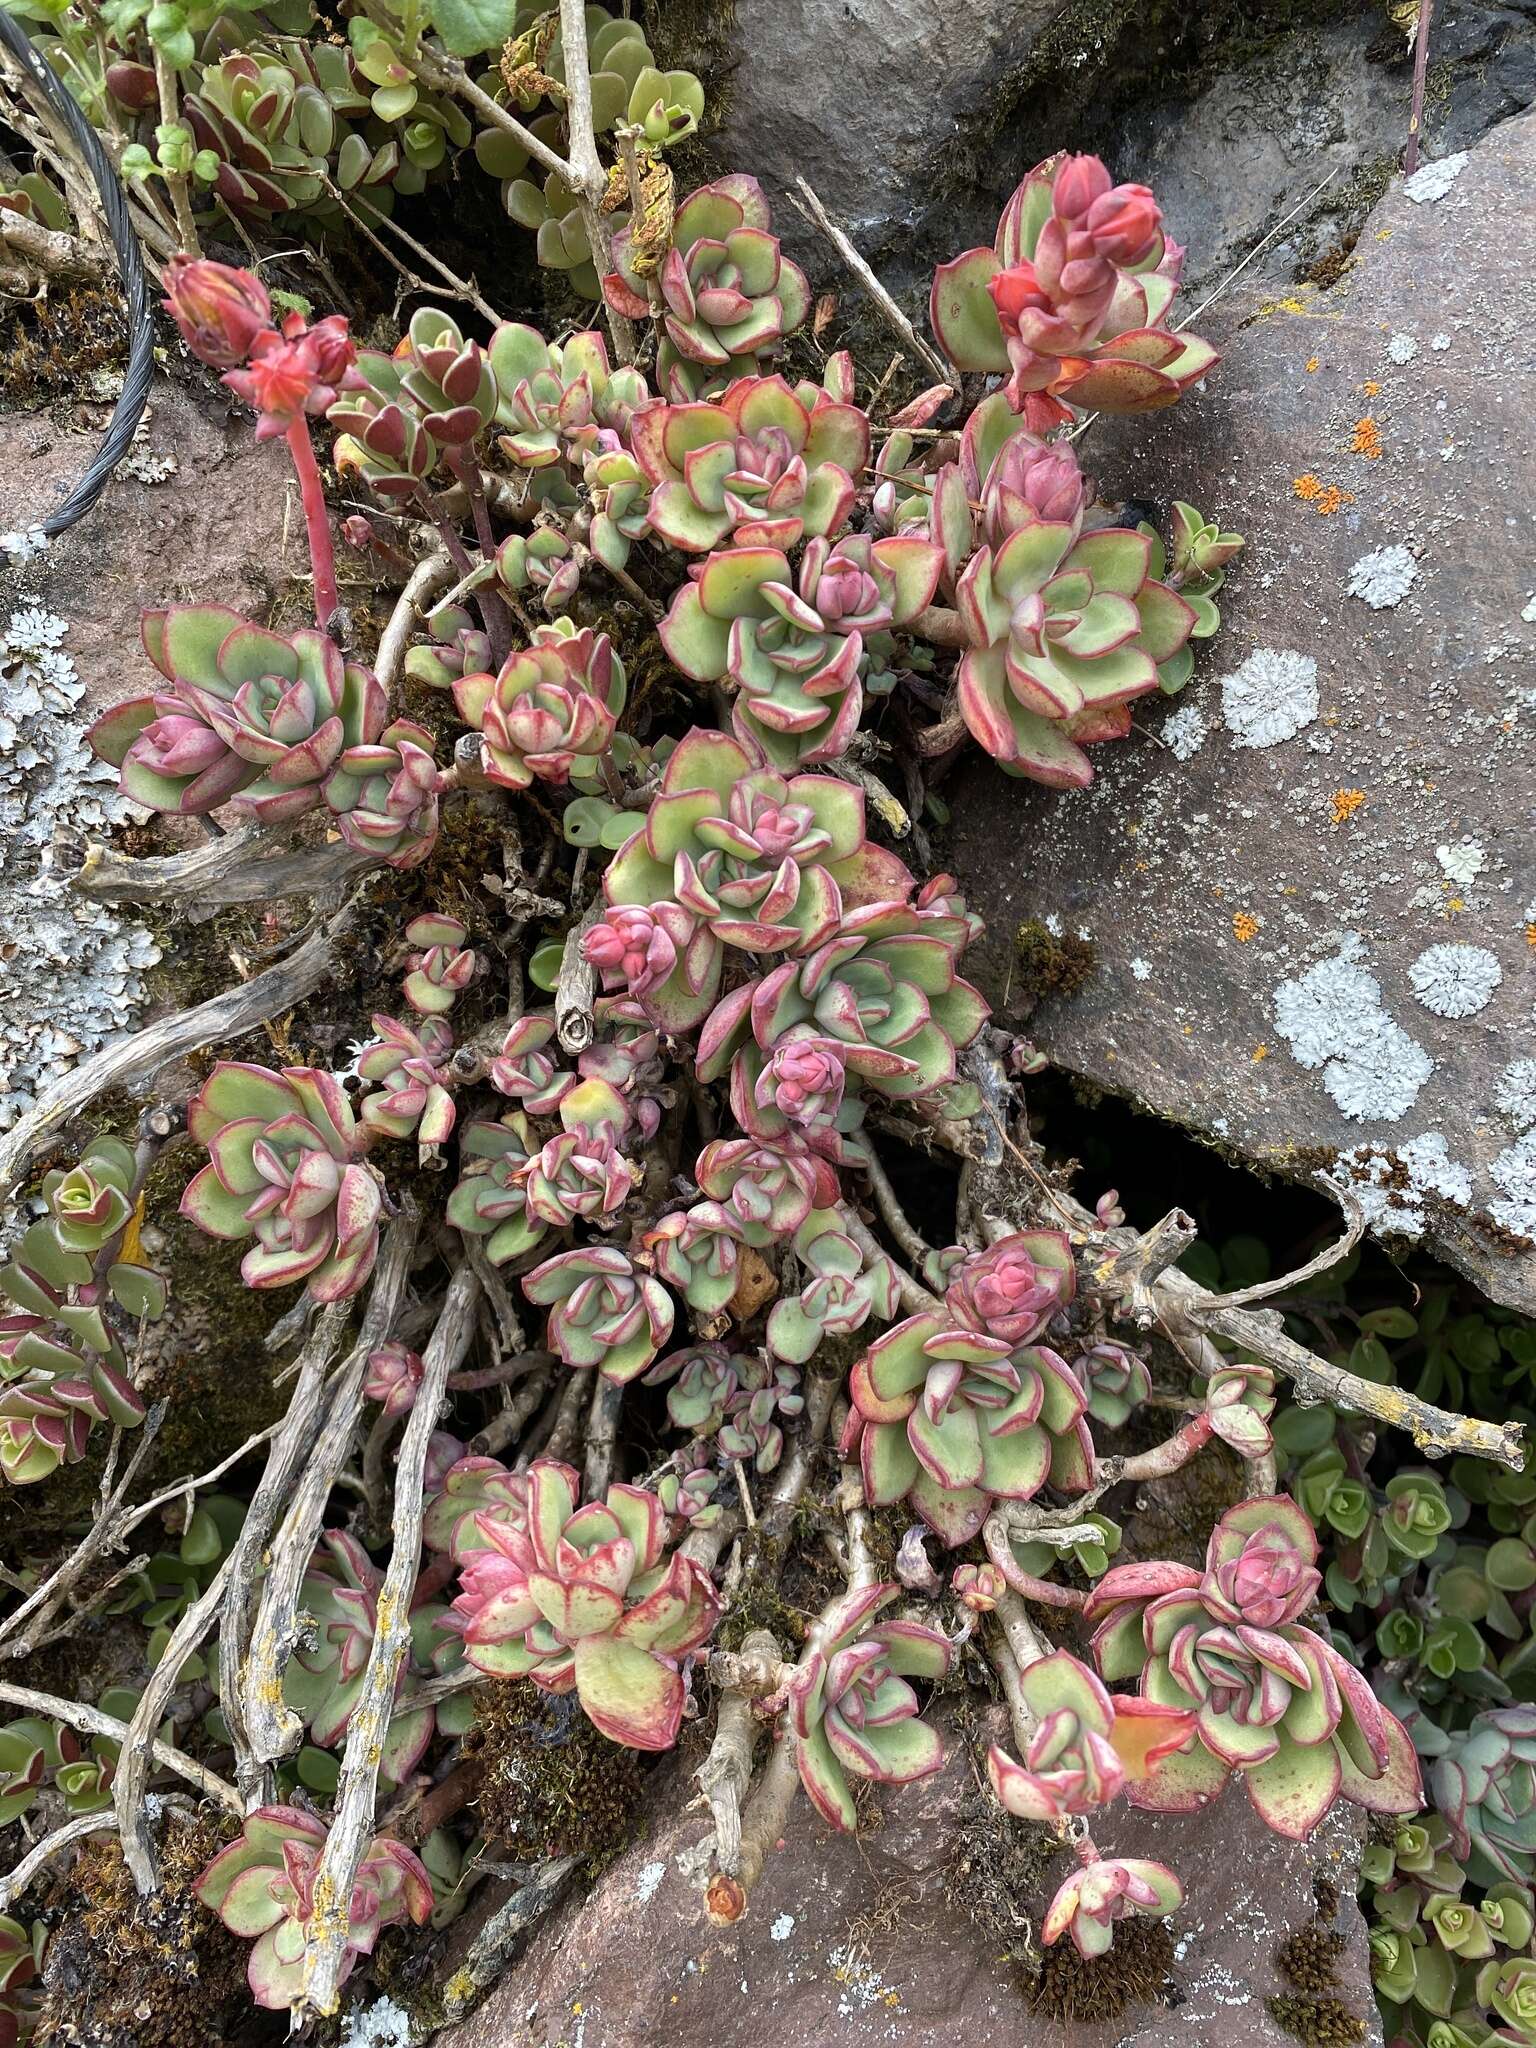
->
[37, 1809, 248, 2048]
[1266, 1994, 1368, 2045]
[716, 1555, 810, 1655]
[1276, 1923, 1348, 1995]
[1029, 1916, 1175, 2021]
[468, 1679, 644, 1867]
[1013, 920, 1096, 1004]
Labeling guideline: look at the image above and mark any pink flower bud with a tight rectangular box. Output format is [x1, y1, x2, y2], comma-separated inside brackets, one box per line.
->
[139, 711, 230, 776]
[1086, 183, 1161, 265]
[756, 1038, 845, 1130]
[1205, 1527, 1321, 1629]
[365, 1342, 425, 1419]
[987, 260, 1051, 339]
[162, 255, 271, 369]
[1052, 153, 1114, 222]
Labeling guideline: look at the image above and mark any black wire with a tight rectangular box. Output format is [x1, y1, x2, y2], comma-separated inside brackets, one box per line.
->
[0, 9, 155, 537]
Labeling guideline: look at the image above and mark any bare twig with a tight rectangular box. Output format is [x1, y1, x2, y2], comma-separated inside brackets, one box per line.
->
[0, 1682, 240, 1811]
[219, 1301, 353, 1808]
[375, 549, 456, 695]
[241, 1212, 419, 1773]
[687, 1628, 783, 1881]
[554, 897, 603, 1054]
[0, 898, 364, 1194]
[0, 208, 112, 282]
[298, 1263, 480, 2017]
[0, 1810, 119, 1913]
[61, 822, 380, 912]
[440, 1857, 583, 2023]
[1404, 0, 1437, 178]
[787, 177, 954, 388]
[1201, 1182, 1365, 1309]
[556, 0, 636, 363]
[583, 1375, 623, 1498]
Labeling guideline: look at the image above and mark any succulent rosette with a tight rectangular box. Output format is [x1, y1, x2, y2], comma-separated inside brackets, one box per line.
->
[843, 1312, 1093, 1546]
[630, 374, 869, 553]
[323, 715, 442, 865]
[659, 534, 945, 768]
[1043, 1857, 1185, 1960]
[1433, 1708, 1536, 1887]
[960, 395, 1092, 546]
[643, 1342, 748, 1435]
[180, 1062, 386, 1301]
[454, 622, 625, 790]
[522, 1246, 674, 1383]
[445, 1112, 544, 1266]
[604, 174, 811, 400]
[356, 1014, 456, 1150]
[694, 1136, 829, 1247]
[401, 913, 475, 1016]
[487, 1012, 571, 1114]
[451, 1459, 719, 1749]
[787, 1583, 952, 1830]
[602, 729, 914, 1031]
[488, 322, 649, 468]
[945, 1229, 1076, 1345]
[364, 1341, 424, 1420]
[642, 1203, 744, 1317]
[393, 306, 497, 445]
[766, 1208, 901, 1364]
[88, 606, 385, 821]
[930, 151, 1217, 428]
[40, 1138, 136, 1255]
[1085, 1497, 1422, 1837]
[194, 1806, 432, 2011]
[986, 1650, 1196, 1823]
[699, 902, 989, 1114]
[422, 1455, 530, 1561]
[954, 519, 1195, 788]
[718, 1356, 803, 1472]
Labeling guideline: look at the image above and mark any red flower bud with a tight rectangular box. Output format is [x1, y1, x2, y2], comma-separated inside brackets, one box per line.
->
[987, 261, 1051, 339]
[1052, 153, 1114, 223]
[1085, 183, 1161, 265]
[162, 255, 271, 369]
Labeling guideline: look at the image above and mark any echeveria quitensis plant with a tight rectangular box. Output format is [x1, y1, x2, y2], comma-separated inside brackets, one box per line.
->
[629, 375, 868, 553]
[1043, 1856, 1185, 1960]
[659, 532, 945, 768]
[455, 621, 627, 791]
[844, 1312, 1093, 1546]
[451, 1459, 719, 1748]
[402, 913, 475, 1016]
[787, 1583, 951, 1830]
[522, 1245, 674, 1382]
[194, 1806, 432, 2010]
[1086, 1496, 1422, 1836]
[87, 607, 385, 821]
[944, 1229, 1076, 1346]
[180, 1062, 386, 1301]
[605, 174, 811, 400]
[985, 1649, 1195, 1822]
[356, 1014, 456, 1152]
[1434, 1708, 1536, 1887]
[766, 1208, 901, 1364]
[930, 151, 1217, 428]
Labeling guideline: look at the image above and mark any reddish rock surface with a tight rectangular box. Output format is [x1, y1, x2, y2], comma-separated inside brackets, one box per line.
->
[436, 1707, 1377, 2048]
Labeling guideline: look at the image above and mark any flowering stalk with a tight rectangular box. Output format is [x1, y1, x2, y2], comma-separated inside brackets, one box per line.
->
[286, 417, 340, 633]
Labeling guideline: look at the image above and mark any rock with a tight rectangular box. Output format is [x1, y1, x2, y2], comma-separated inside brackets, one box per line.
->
[708, 0, 1536, 305]
[433, 1707, 1378, 2048]
[941, 107, 1536, 1310]
[0, 373, 293, 1130]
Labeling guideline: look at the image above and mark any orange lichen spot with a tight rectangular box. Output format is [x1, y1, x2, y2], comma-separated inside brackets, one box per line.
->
[1294, 473, 1354, 513]
[1351, 415, 1383, 459]
[1330, 788, 1367, 824]
[1252, 1044, 1269, 1062]
[1526, 923, 1536, 948]
[1233, 912, 1261, 942]
[1446, 897, 1465, 915]
[1305, 356, 1321, 372]
[1362, 380, 1381, 397]
[1293, 473, 1324, 500]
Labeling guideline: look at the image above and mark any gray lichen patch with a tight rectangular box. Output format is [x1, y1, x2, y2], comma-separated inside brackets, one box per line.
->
[1271, 940, 1434, 1123]
[1408, 943, 1502, 1019]
[1220, 648, 1320, 748]
[0, 567, 162, 1129]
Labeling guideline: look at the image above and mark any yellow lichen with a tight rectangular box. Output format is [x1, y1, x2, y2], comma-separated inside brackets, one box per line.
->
[1233, 912, 1260, 942]
[1351, 415, 1383, 459]
[1329, 788, 1367, 824]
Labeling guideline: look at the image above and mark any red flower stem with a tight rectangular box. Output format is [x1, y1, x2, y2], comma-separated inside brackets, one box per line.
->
[1109, 1412, 1213, 1482]
[1071, 1827, 1102, 1868]
[285, 416, 339, 632]
[983, 1516, 1089, 1608]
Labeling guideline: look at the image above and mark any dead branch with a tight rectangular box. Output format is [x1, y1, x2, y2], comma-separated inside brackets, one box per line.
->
[298, 1262, 480, 2017]
[241, 1213, 419, 1773]
[218, 1300, 353, 1808]
[0, 1810, 119, 1913]
[0, 208, 111, 282]
[582, 1375, 624, 1497]
[861, 1147, 935, 1267]
[1201, 1182, 1366, 1308]
[440, 1856, 584, 2024]
[375, 549, 456, 695]
[0, 1679, 239, 1812]
[787, 177, 955, 389]
[686, 1629, 784, 1881]
[59, 821, 380, 912]
[0, 897, 363, 1195]
[840, 1204, 938, 1315]
[554, 896, 604, 1054]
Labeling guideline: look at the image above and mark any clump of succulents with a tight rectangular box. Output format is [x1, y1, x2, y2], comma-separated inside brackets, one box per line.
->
[180, 1062, 387, 1301]
[523, 1246, 674, 1382]
[986, 1649, 1196, 1824]
[787, 1583, 951, 1829]
[195, 1805, 432, 2010]
[0, 1135, 163, 1486]
[356, 1015, 456, 1153]
[1086, 1496, 1422, 1836]
[930, 152, 1217, 429]
[1434, 1708, 1536, 1887]
[766, 1209, 901, 1363]
[843, 1311, 1093, 1545]
[451, 1458, 719, 1748]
